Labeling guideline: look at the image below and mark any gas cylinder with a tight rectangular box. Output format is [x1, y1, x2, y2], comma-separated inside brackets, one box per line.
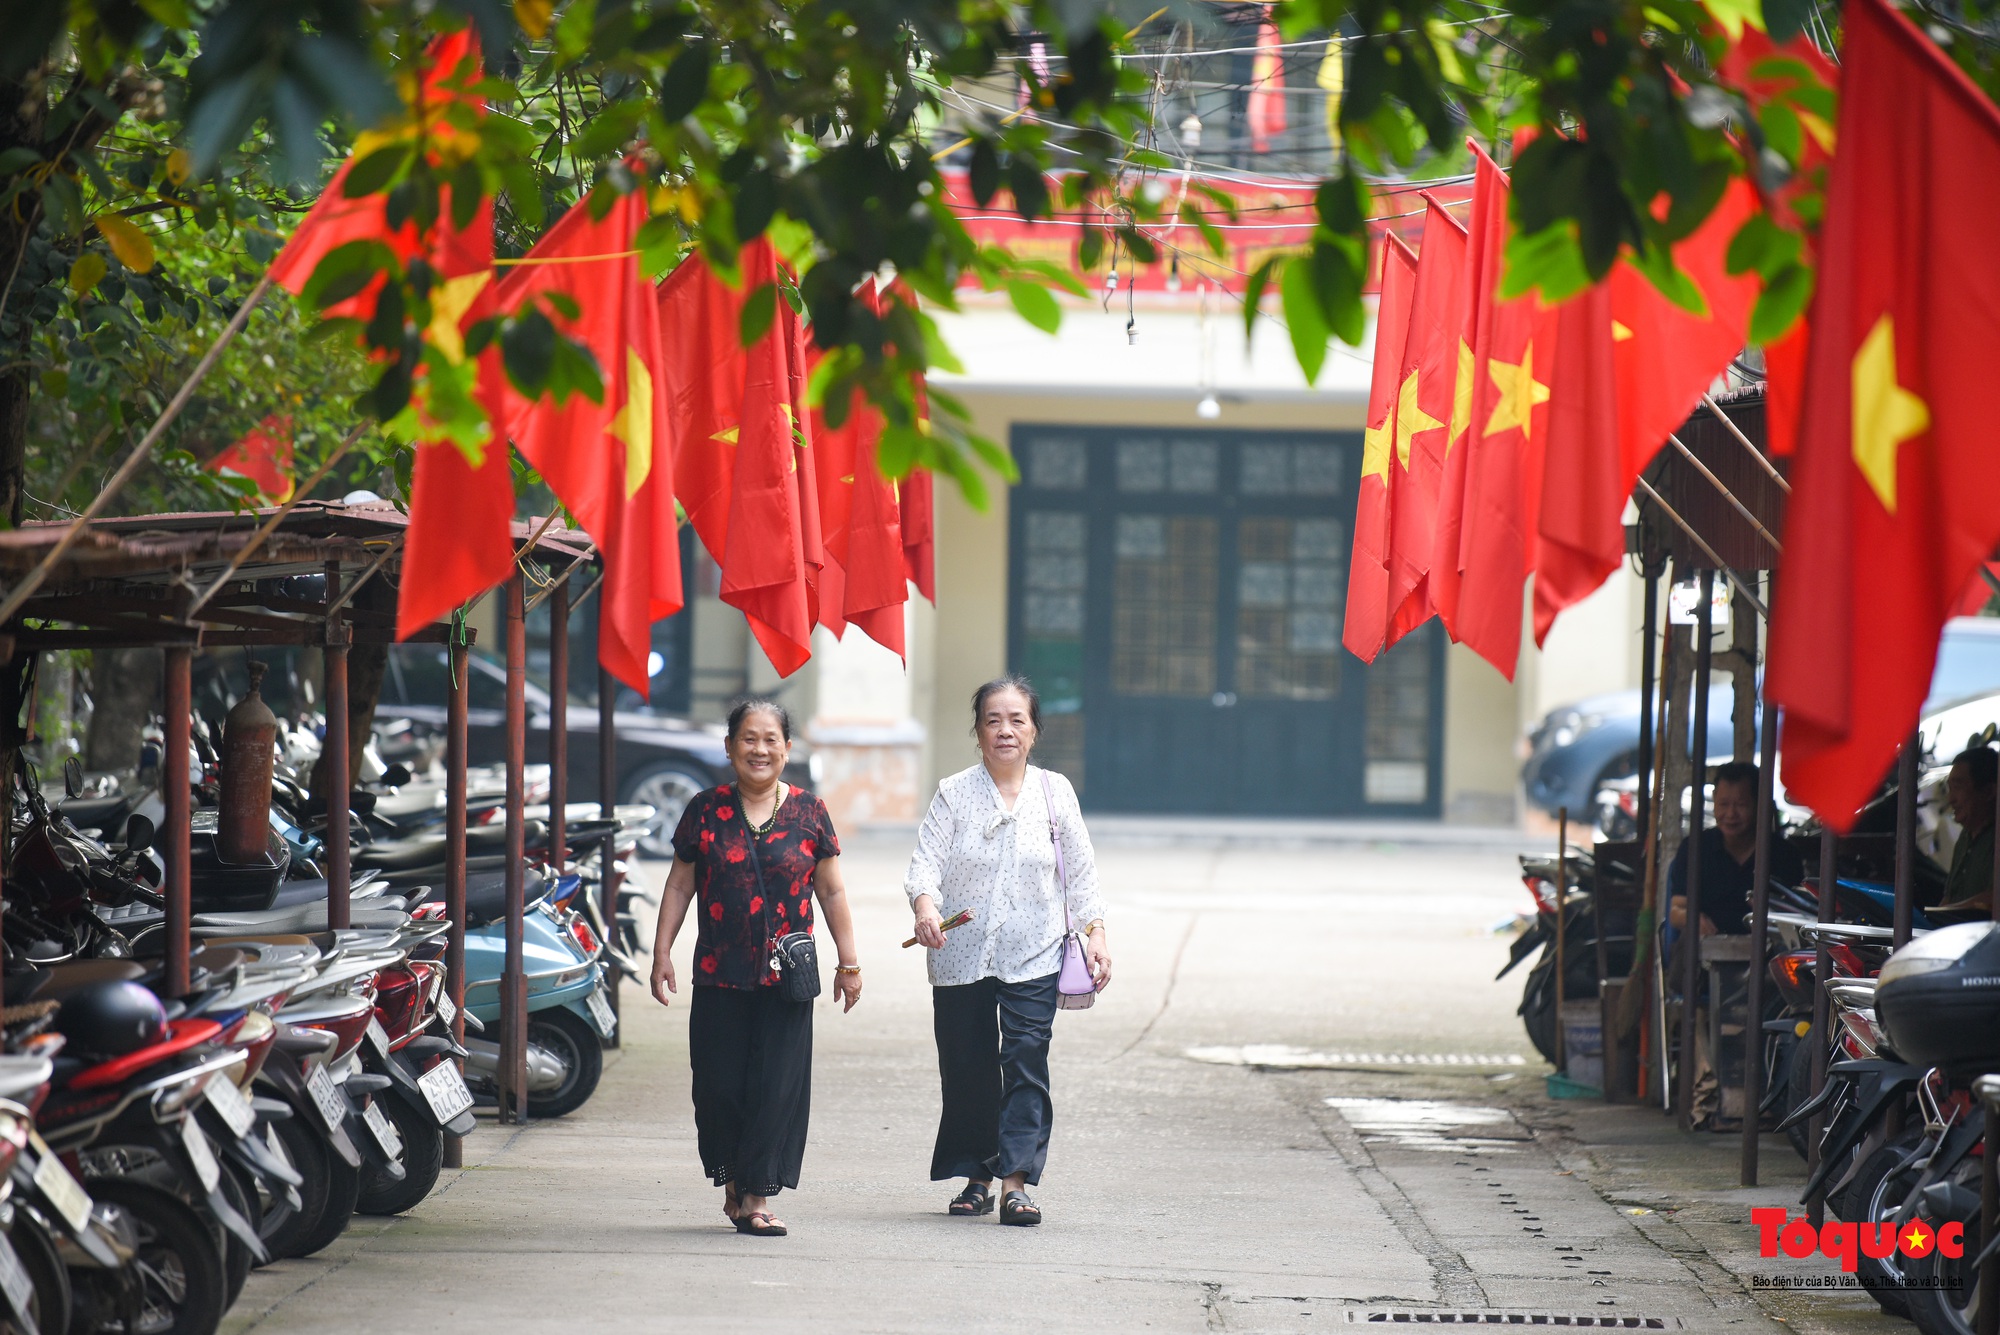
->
[218, 660, 278, 864]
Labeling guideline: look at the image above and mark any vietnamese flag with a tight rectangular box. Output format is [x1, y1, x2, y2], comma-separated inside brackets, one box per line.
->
[1383, 196, 1469, 646]
[264, 31, 517, 639]
[1714, 24, 1838, 458]
[1430, 145, 1503, 643]
[1766, 0, 2000, 824]
[1532, 180, 1760, 643]
[1451, 144, 1561, 680]
[1342, 233, 1417, 663]
[659, 242, 823, 676]
[809, 280, 909, 658]
[899, 320, 937, 603]
[498, 188, 681, 693]
[208, 415, 295, 502]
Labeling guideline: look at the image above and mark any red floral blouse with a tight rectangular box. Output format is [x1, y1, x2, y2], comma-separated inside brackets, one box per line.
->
[671, 785, 840, 989]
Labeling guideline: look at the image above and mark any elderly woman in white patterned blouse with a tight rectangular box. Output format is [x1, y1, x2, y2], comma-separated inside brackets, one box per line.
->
[904, 674, 1110, 1227]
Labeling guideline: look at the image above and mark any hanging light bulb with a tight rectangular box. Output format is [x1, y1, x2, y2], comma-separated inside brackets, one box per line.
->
[1166, 254, 1182, 293]
[1196, 393, 1221, 420]
[1179, 114, 1203, 152]
[1127, 317, 1138, 345]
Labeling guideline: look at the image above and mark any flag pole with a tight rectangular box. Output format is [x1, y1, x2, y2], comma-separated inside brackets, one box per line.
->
[0, 272, 274, 626]
[1665, 435, 1783, 554]
[183, 424, 367, 618]
[1700, 394, 1791, 495]
[1633, 479, 1769, 617]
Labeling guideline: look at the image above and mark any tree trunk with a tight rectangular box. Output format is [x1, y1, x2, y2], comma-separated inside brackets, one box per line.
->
[84, 648, 163, 774]
[0, 77, 49, 530]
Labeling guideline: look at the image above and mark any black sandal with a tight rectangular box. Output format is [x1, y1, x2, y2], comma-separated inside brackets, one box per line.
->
[999, 1190, 1041, 1227]
[734, 1211, 788, 1237]
[948, 1182, 995, 1216]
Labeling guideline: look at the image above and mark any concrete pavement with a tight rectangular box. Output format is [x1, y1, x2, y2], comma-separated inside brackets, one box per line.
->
[219, 825, 1854, 1334]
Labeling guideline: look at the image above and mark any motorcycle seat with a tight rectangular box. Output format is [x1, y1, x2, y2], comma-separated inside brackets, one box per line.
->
[56, 794, 133, 832]
[353, 820, 545, 870]
[463, 868, 546, 929]
[12, 959, 147, 1003]
[188, 947, 249, 977]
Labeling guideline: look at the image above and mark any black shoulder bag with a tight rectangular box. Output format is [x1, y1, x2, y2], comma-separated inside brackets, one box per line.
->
[743, 807, 821, 1003]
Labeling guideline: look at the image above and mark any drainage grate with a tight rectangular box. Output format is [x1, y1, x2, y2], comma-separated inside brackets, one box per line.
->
[1344, 1314, 1678, 1328]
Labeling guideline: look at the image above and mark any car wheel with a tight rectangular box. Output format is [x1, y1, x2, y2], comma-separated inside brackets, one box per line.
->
[620, 763, 709, 860]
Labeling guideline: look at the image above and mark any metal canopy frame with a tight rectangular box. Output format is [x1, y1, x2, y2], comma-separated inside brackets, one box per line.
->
[0, 499, 592, 1130]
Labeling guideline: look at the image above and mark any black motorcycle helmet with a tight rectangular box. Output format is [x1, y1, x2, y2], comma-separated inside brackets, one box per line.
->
[52, 980, 167, 1059]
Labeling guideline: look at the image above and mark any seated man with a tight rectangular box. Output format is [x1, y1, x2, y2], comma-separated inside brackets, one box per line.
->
[1934, 745, 1997, 921]
[1668, 761, 1805, 938]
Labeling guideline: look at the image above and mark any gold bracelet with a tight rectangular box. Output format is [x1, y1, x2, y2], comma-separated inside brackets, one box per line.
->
[835, 964, 862, 974]
[1084, 919, 1104, 936]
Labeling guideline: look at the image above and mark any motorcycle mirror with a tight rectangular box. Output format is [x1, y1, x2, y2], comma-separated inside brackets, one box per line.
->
[62, 756, 83, 799]
[123, 813, 156, 854]
[381, 763, 412, 788]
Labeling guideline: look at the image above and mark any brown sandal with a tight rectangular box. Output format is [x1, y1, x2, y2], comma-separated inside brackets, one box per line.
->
[734, 1210, 788, 1237]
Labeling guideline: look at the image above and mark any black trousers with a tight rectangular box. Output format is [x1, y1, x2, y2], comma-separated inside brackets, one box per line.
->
[930, 972, 1060, 1186]
[689, 985, 813, 1195]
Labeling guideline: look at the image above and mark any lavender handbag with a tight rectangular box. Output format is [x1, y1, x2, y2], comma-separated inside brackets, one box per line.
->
[1039, 770, 1100, 1010]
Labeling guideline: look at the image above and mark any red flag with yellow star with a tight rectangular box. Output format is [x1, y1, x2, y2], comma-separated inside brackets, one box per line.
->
[658, 241, 823, 676]
[1342, 234, 1418, 663]
[497, 187, 681, 693]
[1383, 197, 1469, 647]
[1452, 155, 1560, 680]
[1767, 0, 2000, 825]
[1429, 145, 1503, 644]
[1532, 180, 1760, 644]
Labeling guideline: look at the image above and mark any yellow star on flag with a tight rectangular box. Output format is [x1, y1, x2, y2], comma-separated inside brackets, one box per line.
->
[1850, 312, 1929, 514]
[426, 270, 491, 365]
[1395, 370, 1442, 468]
[1448, 339, 1473, 452]
[1904, 1223, 1930, 1251]
[607, 348, 656, 499]
[1484, 341, 1552, 441]
[1362, 417, 1393, 482]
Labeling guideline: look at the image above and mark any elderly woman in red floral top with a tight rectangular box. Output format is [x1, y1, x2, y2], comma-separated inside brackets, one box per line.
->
[648, 699, 862, 1238]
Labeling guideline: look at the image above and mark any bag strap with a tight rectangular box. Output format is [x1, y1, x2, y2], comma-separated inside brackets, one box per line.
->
[740, 786, 779, 951]
[1038, 768, 1073, 933]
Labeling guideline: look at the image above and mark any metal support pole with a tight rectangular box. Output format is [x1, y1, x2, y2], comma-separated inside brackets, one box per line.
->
[1894, 734, 1918, 949]
[1983, 762, 2000, 1335]
[548, 575, 569, 872]
[1555, 807, 1569, 1076]
[323, 562, 350, 931]
[1808, 822, 1837, 1228]
[163, 647, 192, 998]
[1677, 570, 1715, 1130]
[443, 636, 469, 1170]
[501, 573, 529, 1123]
[1742, 597, 1777, 1186]
[1637, 561, 1660, 845]
[599, 656, 621, 1040]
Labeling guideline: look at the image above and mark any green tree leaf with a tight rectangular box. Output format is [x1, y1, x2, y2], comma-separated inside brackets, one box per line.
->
[1005, 279, 1061, 333]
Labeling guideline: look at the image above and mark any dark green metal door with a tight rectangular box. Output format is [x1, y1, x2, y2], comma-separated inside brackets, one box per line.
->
[1008, 424, 1442, 817]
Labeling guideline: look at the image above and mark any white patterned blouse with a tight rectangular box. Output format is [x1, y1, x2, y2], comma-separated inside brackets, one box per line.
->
[903, 763, 1106, 988]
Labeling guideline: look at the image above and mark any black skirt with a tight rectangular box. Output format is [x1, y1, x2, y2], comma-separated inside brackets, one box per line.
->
[688, 985, 813, 1195]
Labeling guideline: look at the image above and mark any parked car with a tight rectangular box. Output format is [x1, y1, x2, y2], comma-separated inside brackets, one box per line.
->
[374, 644, 811, 859]
[1522, 616, 2000, 829]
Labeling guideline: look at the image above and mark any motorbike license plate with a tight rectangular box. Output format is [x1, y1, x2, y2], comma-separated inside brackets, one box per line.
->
[28, 1134, 91, 1233]
[305, 1064, 348, 1134]
[361, 1100, 402, 1159]
[416, 1060, 474, 1125]
[181, 1118, 221, 1193]
[205, 1076, 257, 1140]
[366, 1018, 392, 1060]
[0, 1229, 32, 1325]
[435, 990, 457, 1029]
[585, 987, 617, 1039]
